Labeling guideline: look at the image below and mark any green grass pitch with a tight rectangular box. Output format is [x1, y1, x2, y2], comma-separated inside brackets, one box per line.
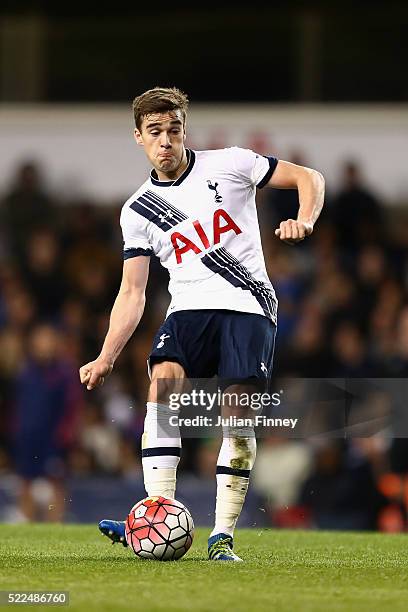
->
[1, 525, 408, 611]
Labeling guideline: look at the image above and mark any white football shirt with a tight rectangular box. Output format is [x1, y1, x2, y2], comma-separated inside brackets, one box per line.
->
[121, 147, 278, 323]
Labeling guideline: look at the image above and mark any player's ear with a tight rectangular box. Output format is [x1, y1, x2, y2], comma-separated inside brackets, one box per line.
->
[134, 128, 144, 146]
[182, 122, 187, 142]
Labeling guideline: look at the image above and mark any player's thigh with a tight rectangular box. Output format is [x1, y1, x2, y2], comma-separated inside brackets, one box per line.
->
[218, 312, 276, 419]
[218, 312, 276, 380]
[149, 311, 219, 378]
[148, 360, 187, 403]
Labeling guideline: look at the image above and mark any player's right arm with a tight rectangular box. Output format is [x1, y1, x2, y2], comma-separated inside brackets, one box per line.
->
[79, 255, 150, 390]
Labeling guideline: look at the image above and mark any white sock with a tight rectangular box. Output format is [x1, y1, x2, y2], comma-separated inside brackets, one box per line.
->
[141, 402, 181, 498]
[210, 426, 256, 538]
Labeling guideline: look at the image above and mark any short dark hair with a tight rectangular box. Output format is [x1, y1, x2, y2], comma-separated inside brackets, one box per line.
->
[132, 87, 189, 130]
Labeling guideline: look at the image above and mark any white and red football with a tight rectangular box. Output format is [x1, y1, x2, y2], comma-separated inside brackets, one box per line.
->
[125, 496, 194, 561]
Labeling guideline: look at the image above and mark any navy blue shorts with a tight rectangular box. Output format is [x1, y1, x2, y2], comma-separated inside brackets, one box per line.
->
[148, 309, 276, 382]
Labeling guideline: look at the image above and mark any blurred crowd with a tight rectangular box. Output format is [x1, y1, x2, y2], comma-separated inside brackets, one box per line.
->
[1, 154, 408, 530]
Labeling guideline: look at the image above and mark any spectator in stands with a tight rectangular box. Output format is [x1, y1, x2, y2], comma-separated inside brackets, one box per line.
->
[1, 162, 55, 257]
[329, 160, 384, 250]
[252, 438, 313, 516]
[80, 402, 121, 474]
[299, 440, 382, 530]
[386, 306, 408, 376]
[330, 321, 375, 377]
[21, 229, 66, 319]
[12, 324, 82, 521]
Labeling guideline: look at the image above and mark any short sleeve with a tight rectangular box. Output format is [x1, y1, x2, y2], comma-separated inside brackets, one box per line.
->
[120, 205, 153, 260]
[229, 147, 278, 189]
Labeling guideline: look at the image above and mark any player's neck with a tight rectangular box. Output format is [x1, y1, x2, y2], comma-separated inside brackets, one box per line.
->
[156, 148, 188, 182]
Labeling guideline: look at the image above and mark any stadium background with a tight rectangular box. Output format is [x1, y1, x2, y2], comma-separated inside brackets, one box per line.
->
[0, 2, 407, 532]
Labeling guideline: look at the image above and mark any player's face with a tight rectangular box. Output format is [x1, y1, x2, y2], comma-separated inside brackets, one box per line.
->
[135, 110, 186, 177]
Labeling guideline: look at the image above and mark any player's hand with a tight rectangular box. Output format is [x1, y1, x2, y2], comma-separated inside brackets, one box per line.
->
[275, 219, 313, 245]
[79, 357, 113, 390]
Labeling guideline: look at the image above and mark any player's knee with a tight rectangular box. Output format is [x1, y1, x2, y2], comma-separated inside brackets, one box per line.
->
[148, 360, 186, 404]
[222, 382, 264, 419]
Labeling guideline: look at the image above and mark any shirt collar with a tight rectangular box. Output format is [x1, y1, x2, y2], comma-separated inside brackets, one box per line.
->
[150, 149, 195, 187]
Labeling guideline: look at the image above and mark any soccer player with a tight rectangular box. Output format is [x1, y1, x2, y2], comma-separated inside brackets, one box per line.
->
[79, 87, 325, 561]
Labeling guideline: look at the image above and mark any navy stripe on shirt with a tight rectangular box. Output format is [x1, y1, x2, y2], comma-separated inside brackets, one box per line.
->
[123, 247, 153, 259]
[257, 156, 279, 189]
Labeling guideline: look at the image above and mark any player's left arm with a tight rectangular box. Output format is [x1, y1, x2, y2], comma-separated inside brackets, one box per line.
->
[268, 160, 325, 244]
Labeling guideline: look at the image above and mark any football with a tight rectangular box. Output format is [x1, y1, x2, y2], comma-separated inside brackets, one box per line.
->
[125, 496, 194, 561]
